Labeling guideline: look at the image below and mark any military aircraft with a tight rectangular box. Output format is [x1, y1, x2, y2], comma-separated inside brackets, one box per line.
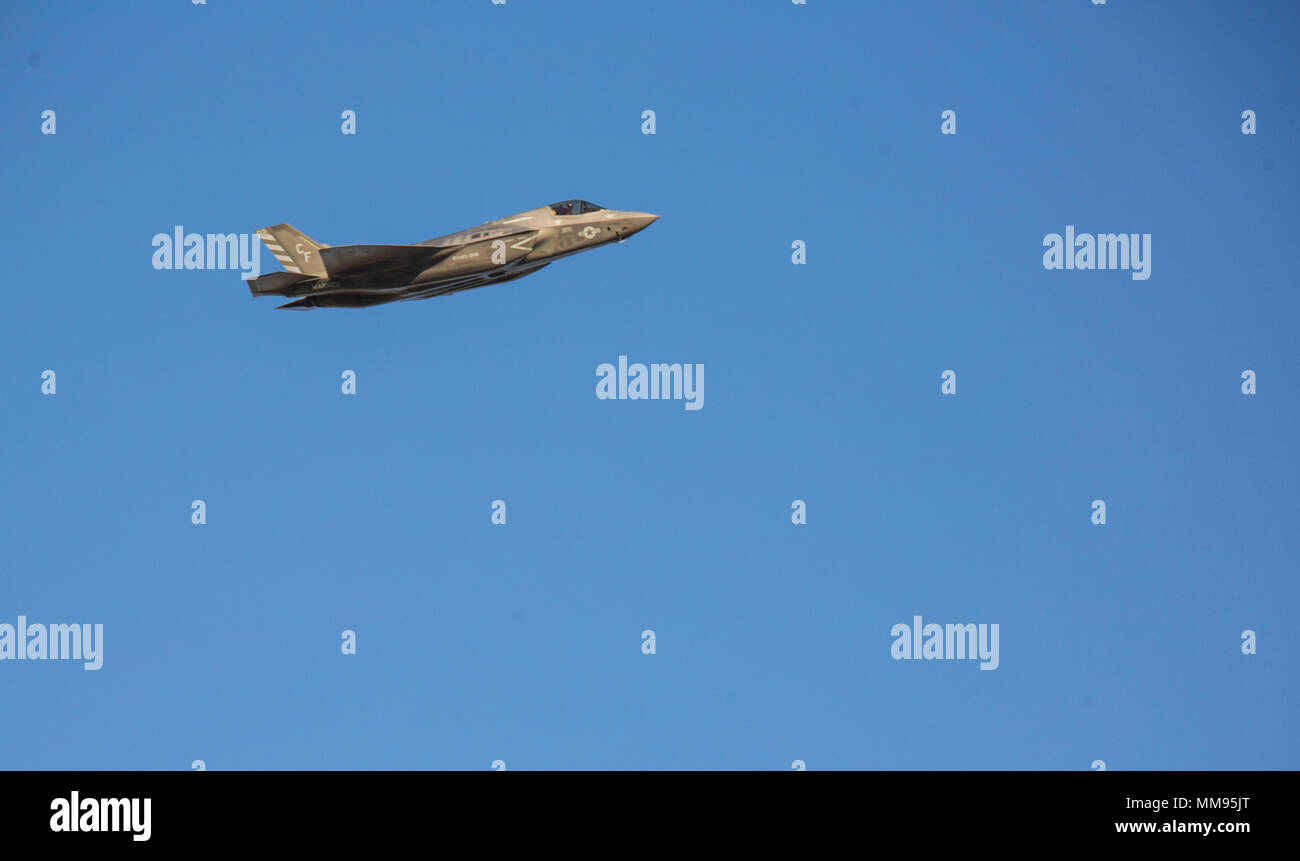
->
[247, 200, 659, 309]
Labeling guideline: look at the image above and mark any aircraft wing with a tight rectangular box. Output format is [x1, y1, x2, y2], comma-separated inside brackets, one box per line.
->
[319, 244, 451, 275]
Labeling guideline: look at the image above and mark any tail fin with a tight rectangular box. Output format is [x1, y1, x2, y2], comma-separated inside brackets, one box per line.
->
[256, 223, 329, 277]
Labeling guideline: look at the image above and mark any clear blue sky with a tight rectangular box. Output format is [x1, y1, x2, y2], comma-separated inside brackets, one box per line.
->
[1, 0, 1296, 770]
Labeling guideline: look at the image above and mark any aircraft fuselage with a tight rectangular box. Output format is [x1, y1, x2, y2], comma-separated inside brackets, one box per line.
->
[248, 201, 658, 309]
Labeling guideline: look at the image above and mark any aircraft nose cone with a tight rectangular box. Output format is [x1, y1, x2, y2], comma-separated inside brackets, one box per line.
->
[624, 212, 659, 235]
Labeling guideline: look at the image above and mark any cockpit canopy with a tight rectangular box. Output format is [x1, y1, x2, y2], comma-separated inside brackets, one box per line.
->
[548, 200, 605, 216]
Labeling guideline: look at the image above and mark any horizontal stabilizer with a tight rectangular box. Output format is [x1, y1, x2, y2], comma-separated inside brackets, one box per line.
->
[248, 271, 316, 297]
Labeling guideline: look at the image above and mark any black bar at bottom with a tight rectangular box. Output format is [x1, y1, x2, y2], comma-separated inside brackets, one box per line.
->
[0, 771, 1274, 848]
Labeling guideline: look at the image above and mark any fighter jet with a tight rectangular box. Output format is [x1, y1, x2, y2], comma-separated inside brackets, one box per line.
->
[247, 200, 658, 309]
